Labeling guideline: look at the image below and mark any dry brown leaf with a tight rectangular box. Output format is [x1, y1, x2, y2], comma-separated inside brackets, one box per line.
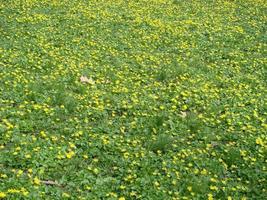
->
[80, 75, 95, 84]
[180, 111, 187, 118]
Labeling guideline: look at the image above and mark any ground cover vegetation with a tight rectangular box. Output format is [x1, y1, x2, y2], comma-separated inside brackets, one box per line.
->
[0, 0, 266, 199]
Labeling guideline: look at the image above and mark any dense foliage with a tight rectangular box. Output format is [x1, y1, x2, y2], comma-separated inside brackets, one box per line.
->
[0, 0, 266, 199]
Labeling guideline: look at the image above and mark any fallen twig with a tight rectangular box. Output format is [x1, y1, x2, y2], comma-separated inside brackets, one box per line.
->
[40, 180, 62, 187]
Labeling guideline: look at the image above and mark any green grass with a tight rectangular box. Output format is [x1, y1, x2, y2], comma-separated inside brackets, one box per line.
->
[0, 0, 266, 199]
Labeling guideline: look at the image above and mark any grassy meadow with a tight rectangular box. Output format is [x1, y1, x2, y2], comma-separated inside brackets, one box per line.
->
[0, 0, 266, 199]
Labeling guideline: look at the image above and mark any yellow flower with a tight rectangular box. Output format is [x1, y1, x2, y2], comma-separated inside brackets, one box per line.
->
[17, 169, 23, 176]
[7, 189, 20, 193]
[201, 169, 207, 175]
[154, 181, 160, 187]
[208, 193, 213, 200]
[25, 154, 31, 159]
[40, 131, 47, 138]
[0, 174, 7, 178]
[210, 178, 217, 183]
[21, 189, 29, 196]
[0, 192, 6, 198]
[66, 151, 75, 159]
[182, 105, 188, 110]
[187, 186, 192, 192]
[118, 197, 125, 200]
[33, 177, 41, 185]
[69, 142, 76, 148]
[93, 168, 99, 174]
[119, 185, 126, 190]
[256, 138, 264, 146]
[63, 193, 70, 198]
[210, 185, 218, 191]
